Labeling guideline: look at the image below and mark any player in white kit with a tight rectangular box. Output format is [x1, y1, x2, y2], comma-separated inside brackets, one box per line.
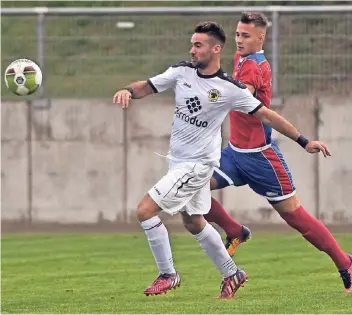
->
[112, 22, 329, 299]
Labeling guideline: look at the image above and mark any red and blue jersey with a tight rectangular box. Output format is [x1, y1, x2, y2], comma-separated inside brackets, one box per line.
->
[214, 51, 296, 200]
[229, 50, 273, 150]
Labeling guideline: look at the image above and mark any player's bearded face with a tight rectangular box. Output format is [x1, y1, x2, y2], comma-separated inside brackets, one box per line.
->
[191, 50, 211, 69]
[236, 22, 265, 57]
[190, 33, 213, 69]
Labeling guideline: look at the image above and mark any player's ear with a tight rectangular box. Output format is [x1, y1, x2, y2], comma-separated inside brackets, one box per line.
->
[259, 32, 265, 44]
[213, 44, 222, 54]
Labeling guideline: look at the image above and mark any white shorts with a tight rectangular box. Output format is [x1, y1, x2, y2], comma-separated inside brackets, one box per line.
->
[148, 161, 214, 216]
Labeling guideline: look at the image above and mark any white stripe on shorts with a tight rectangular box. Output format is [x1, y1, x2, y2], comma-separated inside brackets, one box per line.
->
[214, 167, 234, 186]
[266, 190, 296, 201]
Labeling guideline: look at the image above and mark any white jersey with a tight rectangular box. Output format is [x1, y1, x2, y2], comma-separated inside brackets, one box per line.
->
[148, 61, 262, 165]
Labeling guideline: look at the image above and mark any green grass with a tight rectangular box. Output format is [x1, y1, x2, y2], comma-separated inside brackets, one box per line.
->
[2, 232, 352, 313]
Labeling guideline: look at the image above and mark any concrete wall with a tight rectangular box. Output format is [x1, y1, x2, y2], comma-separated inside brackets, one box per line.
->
[2, 96, 352, 224]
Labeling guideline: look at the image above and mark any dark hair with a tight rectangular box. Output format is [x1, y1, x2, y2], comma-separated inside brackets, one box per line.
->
[194, 21, 226, 45]
[240, 12, 268, 28]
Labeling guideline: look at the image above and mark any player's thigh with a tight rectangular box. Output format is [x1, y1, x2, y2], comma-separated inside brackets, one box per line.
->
[238, 145, 296, 202]
[148, 162, 212, 216]
[212, 145, 246, 190]
[184, 178, 211, 216]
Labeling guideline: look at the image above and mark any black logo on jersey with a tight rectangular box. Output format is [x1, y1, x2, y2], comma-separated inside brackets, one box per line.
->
[175, 107, 208, 128]
[208, 89, 221, 102]
[186, 96, 202, 114]
[183, 82, 191, 88]
[153, 186, 161, 195]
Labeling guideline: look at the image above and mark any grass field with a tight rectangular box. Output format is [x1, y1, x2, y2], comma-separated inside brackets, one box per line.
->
[2, 232, 352, 314]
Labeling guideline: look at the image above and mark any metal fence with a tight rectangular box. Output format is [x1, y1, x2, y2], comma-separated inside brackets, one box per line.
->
[1, 5, 352, 98]
[2, 6, 352, 225]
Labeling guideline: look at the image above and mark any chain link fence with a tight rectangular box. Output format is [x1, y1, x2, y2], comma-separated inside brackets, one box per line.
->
[1, 6, 352, 99]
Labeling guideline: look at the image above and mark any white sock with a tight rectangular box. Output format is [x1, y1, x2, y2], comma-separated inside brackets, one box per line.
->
[194, 223, 238, 278]
[140, 216, 176, 275]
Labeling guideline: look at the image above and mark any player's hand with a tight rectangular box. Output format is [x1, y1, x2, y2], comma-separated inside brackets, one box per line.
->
[112, 89, 132, 108]
[305, 141, 331, 157]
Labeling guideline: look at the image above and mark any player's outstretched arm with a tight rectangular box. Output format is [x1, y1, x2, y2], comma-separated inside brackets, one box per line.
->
[112, 80, 155, 108]
[253, 106, 331, 157]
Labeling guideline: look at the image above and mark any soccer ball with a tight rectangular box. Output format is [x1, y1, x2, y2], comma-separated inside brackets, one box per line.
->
[4, 59, 42, 96]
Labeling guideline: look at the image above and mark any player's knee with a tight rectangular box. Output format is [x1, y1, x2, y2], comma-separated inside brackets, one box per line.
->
[182, 214, 206, 235]
[183, 221, 196, 234]
[184, 222, 202, 235]
[136, 194, 157, 222]
[136, 202, 149, 222]
[272, 194, 300, 213]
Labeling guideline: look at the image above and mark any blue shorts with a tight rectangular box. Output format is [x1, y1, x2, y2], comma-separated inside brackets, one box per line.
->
[213, 142, 296, 203]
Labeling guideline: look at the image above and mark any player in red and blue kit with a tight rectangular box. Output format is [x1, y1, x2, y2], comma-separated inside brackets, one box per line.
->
[204, 12, 352, 293]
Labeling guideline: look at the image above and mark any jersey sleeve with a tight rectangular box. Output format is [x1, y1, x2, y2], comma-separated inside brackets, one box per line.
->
[237, 60, 263, 90]
[147, 67, 178, 93]
[229, 85, 262, 114]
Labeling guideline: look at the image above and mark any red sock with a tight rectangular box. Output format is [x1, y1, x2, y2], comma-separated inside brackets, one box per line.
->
[204, 197, 243, 239]
[279, 205, 350, 270]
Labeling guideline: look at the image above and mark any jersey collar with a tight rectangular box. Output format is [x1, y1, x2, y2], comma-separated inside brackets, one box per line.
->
[196, 68, 224, 79]
[239, 50, 264, 62]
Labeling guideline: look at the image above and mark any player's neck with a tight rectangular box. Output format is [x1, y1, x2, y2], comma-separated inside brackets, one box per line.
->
[197, 63, 221, 76]
[241, 47, 264, 57]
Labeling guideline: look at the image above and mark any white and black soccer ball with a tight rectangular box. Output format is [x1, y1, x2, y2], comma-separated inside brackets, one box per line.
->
[4, 59, 42, 96]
